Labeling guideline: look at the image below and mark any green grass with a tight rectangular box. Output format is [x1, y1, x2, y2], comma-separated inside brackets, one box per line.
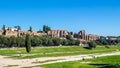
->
[41, 55, 120, 68]
[5, 65, 18, 67]
[19, 50, 116, 59]
[0, 46, 120, 59]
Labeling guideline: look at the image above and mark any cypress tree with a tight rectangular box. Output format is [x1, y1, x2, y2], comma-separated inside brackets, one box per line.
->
[25, 34, 31, 53]
[2, 25, 6, 31]
[2, 25, 6, 35]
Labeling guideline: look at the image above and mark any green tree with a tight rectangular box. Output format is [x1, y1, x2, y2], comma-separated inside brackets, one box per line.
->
[43, 25, 51, 33]
[2, 25, 6, 35]
[14, 26, 21, 31]
[29, 26, 32, 32]
[2, 36, 8, 46]
[7, 37, 11, 47]
[48, 39, 54, 46]
[66, 34, 73, 40]
[61, 39, 68, 45]
[10, 36, 16, 47]
[2, 25, 6, 31]
[25, 34, 31, 53]
[37, 29, 42, 33]
[18, 26, 21, 30]
[87, 41, 97, 49]
[75, 39, 80, 45]
[31, 36, 41, 46]
[16, 37, 22, 47]
[0, 36, 2, 46]
[20, 37, 25, 47]
[53, 38, 60, 46]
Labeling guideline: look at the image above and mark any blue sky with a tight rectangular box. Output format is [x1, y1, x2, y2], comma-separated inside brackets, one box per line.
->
[0, 0, 120, 36]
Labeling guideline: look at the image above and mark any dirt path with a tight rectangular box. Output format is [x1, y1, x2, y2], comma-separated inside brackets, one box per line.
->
[0, 52, 120, 68]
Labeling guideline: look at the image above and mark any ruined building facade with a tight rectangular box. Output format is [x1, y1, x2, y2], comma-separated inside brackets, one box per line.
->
[0, 28, 46, 37]
[74, 30, 100, 41]
[0, 27, 100, 41]
[47, 30, 99, 41]
[47, 30, 68, 39]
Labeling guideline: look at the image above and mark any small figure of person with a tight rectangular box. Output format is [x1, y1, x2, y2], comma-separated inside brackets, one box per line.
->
[92, 55, 96, 58]
[82, 57, 85, 61]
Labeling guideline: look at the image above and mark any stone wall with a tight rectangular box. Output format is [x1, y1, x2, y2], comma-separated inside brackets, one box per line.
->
[47, 30, 68, 38]
[0, 30, 3, 35]
[1, 30, 46, 37]
[75, 30, 100, 41]
[5, 30, 18, 37]
[0, 29, 99, 41]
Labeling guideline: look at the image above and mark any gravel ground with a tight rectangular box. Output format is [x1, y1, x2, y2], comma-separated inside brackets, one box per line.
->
[0, 52, 120, 68]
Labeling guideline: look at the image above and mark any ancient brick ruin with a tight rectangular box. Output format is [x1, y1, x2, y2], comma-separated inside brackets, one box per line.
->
[74, 30, 100, 41]
[0, 28, 100, 41]
[47, 30, 68, 39]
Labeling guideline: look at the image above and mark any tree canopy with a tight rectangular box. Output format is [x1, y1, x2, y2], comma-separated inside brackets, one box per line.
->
[43, 25, 51, 33]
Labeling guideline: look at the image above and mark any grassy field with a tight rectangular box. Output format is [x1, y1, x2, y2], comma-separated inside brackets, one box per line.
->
[41, 55, 120, 68]
[0, 46, 120, 59]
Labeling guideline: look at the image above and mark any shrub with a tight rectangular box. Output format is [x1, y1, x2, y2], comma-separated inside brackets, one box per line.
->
[87, 41, 97, 49]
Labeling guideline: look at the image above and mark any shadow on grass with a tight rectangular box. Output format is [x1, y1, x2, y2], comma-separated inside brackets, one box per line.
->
[89, 63, 120, 68]
[89, 63, 109, 68]
[83, 47, 92, 50]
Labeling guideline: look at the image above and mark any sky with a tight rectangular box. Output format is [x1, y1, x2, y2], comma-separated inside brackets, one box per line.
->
[0, 0, 120, 36]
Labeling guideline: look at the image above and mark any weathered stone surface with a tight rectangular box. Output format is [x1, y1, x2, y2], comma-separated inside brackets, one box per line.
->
[47, 30, 68, 38]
